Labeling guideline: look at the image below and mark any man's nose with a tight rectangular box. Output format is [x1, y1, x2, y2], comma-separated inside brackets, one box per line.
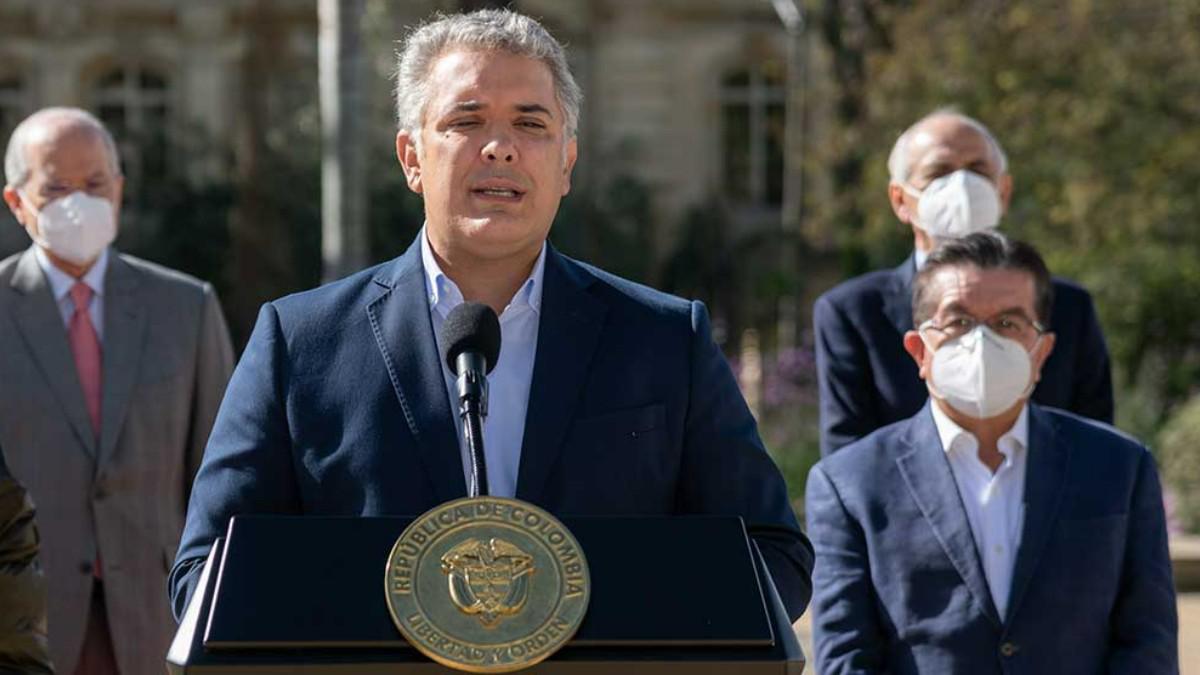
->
[481, 135, 517, 163]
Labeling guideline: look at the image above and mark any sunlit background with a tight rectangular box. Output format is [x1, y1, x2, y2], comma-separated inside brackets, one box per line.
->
[1, 0, 1197, 669]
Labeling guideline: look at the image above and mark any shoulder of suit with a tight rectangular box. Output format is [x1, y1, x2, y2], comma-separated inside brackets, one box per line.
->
[1050, 275, 1095, 305]
[116, 252, 214, 295]
[816, 267, 899, 312]
[559, 253, 694, 318]
[817, 414, 914, 479]
[270, 258, 393, 314]
[1037, 404, 1147, 456]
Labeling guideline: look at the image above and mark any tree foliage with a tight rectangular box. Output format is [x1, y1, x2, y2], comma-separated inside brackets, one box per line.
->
[1158, 394, 1200, 533]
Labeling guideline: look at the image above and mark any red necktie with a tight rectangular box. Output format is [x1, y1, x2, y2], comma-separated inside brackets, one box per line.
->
[67, 283, 116, 673]
[68, 282, 102, 438]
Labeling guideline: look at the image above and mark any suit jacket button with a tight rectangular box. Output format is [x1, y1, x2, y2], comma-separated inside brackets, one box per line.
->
[1000, 642, 1018, 657]
[79, 561, 93, 575]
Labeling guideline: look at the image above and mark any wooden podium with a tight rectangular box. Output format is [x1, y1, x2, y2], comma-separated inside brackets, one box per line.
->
[167, 515, 805, 673]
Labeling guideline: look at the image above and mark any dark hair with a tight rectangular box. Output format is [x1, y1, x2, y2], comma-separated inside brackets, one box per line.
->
[912, 231, 1054, 326]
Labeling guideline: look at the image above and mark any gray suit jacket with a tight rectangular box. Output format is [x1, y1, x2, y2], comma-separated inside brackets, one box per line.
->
[0, 247, 233, 675]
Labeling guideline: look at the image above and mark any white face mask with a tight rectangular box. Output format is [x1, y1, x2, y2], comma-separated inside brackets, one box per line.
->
[904, 169, 1001, 239]
[20, 190, 117, 265]
[925, 325, 1037, 419]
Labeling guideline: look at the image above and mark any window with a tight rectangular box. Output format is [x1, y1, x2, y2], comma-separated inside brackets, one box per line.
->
[91, 65, 171, 197]
[719, 60, 786, 207]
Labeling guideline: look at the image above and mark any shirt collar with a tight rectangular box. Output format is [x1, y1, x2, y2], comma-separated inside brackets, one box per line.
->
[419, 229, 546, 319]
[914, 247, 929, 270]
[33, 245, 109, 302]
[930, 399, 1030, 465]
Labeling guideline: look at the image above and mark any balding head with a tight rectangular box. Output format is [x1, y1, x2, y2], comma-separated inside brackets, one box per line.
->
[885, 110, 1014, 251]
[4, 107, 121, 188]
[887, 110, 1008, 187]
[2, 107, 125, 276]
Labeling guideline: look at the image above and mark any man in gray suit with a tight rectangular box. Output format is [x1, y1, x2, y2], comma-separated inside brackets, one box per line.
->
[0, 108, 234, 675]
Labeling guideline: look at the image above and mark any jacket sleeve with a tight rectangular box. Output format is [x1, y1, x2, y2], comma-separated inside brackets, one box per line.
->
[169, 303, 301, 620]
[0, 455, 53, 673]
[806, 464, 887, 675]
[674, 301, 813, 622]
[1105, 450, 1178, 673]
[814, 295, 878, 457]
[1068, 290, 1114, 424]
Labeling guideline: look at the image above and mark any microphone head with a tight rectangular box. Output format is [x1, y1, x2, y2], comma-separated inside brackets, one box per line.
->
[442, 302, 502, 375]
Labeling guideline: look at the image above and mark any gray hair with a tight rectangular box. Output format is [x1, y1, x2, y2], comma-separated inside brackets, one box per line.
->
[4, 107, 122, 187]
[395, 9, 582, 140]
[887, 108, 1008, 185]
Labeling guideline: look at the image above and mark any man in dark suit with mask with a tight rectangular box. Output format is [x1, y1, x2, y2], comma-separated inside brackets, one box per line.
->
[806, 232, 1176, 674]
[813, 110, 1112, 456]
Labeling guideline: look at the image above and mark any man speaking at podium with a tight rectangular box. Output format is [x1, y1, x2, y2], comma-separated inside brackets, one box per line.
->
[171, 9, 812, 622]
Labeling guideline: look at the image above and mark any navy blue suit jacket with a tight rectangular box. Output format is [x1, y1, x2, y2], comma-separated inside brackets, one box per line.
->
[170, 237, 812, 620]
[805, 402, 1177, 674]
[814, 255, 1114, 456]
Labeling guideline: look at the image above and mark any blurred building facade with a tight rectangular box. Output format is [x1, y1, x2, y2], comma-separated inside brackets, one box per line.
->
[0, 0, 794, 265]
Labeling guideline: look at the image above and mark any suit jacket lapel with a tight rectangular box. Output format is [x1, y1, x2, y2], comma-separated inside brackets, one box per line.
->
[883, 254, 917, 336]
[1004, 404, 1069, 624]
[366, 239, 465, 503]
[7, 249, 98, 456]
[516, 247, 606, 503]
[98, 253, 146, 465]
[895, 404, 1002, 627]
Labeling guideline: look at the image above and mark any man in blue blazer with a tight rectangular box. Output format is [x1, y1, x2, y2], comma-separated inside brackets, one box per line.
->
[170, 9, 811, 622]
[814, 110, 1112, 456]
[806, 232, 1176, 674]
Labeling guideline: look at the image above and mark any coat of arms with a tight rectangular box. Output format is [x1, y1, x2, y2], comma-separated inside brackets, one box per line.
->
[441, 537, 535, 627]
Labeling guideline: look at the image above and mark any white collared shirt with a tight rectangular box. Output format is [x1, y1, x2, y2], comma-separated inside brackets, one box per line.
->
[930, 401, 1030, 619]
[33, 245, 109, 342]
[421, 233, 545, 498]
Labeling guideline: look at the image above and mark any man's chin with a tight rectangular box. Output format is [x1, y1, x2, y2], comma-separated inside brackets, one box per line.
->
[442, 216, 547, 258]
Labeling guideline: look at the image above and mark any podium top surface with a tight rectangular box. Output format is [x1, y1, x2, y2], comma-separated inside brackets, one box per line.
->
[204, 515, 774, 649]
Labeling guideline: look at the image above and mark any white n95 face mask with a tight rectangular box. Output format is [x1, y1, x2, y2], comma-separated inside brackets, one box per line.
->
[904, 169, 1001, 239]
[21, 191, 117, 265]
[926, 325, 1035, 419]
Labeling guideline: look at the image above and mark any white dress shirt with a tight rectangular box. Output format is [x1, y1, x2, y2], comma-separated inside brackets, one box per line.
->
[930, 401, 1029, 619]
[421, 234, 544, 498]
[33, 245, 109, 342]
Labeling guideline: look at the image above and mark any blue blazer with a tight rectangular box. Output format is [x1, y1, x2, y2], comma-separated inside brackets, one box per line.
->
[813, 255, 1113, 456]
[170, 237, 812, 620]
[805, 402, 1177, 675]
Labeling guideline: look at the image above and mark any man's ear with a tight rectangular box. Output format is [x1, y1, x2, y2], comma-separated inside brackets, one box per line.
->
[1030, 331, 1056, 383]
[396, 130, 423, 194]
[2, 186, 27, 227]
[903, 330, 930, 380]
[889, 182, 913, 224]
[998, 173, 1014, 212]
[561, 137, 578, 196]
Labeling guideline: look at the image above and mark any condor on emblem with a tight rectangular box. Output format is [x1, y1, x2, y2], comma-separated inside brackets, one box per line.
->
[385, 497, 590, 673]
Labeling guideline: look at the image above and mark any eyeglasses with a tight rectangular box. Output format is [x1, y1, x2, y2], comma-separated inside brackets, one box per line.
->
[919, 312, 1046, 344]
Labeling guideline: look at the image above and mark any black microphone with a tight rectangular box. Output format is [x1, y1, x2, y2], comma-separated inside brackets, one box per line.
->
[441, 302, 502, 498]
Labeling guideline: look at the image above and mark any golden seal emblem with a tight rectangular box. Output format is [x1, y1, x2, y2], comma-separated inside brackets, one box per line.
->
[385, 497, 590, 673]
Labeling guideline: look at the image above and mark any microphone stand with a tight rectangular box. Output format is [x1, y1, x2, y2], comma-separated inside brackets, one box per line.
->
[456, 352, 489, 497]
